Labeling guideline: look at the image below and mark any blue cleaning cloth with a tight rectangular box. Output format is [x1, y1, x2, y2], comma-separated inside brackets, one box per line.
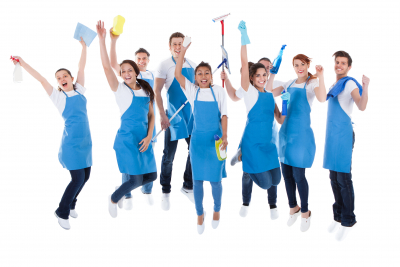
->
[238, 20, 250, 46]
[327, 76, 362, 100]
[74, 23, 97, 47]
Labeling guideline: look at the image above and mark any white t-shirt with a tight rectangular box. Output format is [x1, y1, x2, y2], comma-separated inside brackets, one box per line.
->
[114, 82, 150, 116]
[155, 57, 196, 91]
[282, 78, 319, 108]
[236, 80, 284, 115]
[138, 70, 155, 85]
[49, 83, 86, 115]
[183, 78, 228, 118]
[330, 80, 358, 119]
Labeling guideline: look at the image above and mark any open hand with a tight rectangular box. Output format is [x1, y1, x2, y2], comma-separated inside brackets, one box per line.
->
[96, 20, 107, 40]
[220, 135, 228, 151]
[139, 136, 152, 152]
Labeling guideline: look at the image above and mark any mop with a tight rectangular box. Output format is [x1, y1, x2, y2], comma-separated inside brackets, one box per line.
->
[212, 13, 230, 87]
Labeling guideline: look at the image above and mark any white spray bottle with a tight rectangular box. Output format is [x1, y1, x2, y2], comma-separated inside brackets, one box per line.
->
[11, 56, 23, 83]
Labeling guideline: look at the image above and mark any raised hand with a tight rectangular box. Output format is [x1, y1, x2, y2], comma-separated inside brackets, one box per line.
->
[11, 56, 24, 66]
[220, 70, 229, 81]
[182, 36, 191, 48]
[79, 37, 87, 47]
[362, 75, 370, 88]
[315, 65, 324, 77]
[110, 27, 119, 41]
[96, 20, 107, 40]
[238, 20, 250, 45]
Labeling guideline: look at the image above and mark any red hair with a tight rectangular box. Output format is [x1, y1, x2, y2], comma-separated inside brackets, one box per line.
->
[292, 54, 317, 81]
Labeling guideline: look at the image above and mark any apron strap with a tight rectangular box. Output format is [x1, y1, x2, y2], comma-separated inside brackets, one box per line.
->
[61, 90, 68, 97]
[150, 71, 154, 80]
[303, 76, 310, 89]
[172, 56, 193, 69]
[124, 82, 136, 96]
[209, 85, 217, 102]
[75, 89, 82, 96]
[288, 79, 297, 88]
[195, 88, 200, 101]
[138, 72, 142, 79]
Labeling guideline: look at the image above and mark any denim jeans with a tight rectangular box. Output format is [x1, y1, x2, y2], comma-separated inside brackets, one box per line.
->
[160, 127, 193, 193]
[242, 167, 281, 205]
[122, 174, 153, 197]
[56, 167, 91, 219]
[111, 172, 157, 203]
[193, 180, 222, 216]
[281, 163, 309, 213]
[329, 131, 356, 226]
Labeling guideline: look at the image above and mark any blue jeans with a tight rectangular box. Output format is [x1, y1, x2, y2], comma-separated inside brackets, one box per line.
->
[112, 172, 157, 203]
[329, 131, 356, 227]
[242, 167, 281, 205]
[160, 127, 193, 193]
[281, 163, 309, 213]
[122, 174, 153, 197]
[56, 167, 91, 219]
[193, 180, 222, 216]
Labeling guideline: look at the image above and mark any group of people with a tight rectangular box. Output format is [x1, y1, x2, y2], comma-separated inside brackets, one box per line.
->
[11, 19, 369, 241]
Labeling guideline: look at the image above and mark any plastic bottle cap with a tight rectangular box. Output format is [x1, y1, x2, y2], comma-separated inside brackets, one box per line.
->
[281, 45, 287, 50]
[214, 134, 220, 141]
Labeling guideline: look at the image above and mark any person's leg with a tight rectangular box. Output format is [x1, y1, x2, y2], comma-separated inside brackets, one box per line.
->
[111, 174, 144, 203]
[193, 180, 204, 216]
[142, 172, 158, 186]
[329, 170, 343, 222]
[70, 167, 91, 210]
[211, 181, 223, 213]
[122, 173, 132, 198]
[56, 169, 86, 219]
[268, 167, 281, 208]
[249, 171, 273, 190]
[336, 171, 356, 226]
[183, 136, 193, 190]
[242, 172, 253, 206]
[291, 167, 309, 215]
[281, 163, 299, 212]
[160, 128, 179, 193]
[141, 182, 153, 194]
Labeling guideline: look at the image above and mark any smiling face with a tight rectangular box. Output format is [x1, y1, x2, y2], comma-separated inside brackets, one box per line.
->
[250, 68, 268, 89]
[120, 63, 137, 85]
[195, 66, 212, 88]
[169, 37, 184, 58]
[334, 56, 351, 76]
[55, 70, 74, 91]
[293, 59, 309, 79]
[135, 52, 150, 72]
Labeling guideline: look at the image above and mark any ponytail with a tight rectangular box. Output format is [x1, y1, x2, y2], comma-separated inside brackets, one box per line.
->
[136, 79, 155, 103]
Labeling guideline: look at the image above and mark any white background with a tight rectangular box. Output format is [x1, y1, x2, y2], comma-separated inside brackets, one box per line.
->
[1, 0, 399, 266]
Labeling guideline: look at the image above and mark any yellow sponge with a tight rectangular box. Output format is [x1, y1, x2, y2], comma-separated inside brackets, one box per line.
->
[112, 15, 125, 35]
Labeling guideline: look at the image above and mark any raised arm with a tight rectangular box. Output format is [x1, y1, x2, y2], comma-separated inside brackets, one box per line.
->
[221, 71, 240, 101]
[174, 38, 190, 90]
[238, 21, 251, 92]
[11, 56, 53, 96]
[267, 74, 285, 97]
[351, 75, 369, 111]
[96, 20, 119, 92]
[109, 27, 121, 75]
[76, 37, 87, 87]
[314, 65, 327, 102]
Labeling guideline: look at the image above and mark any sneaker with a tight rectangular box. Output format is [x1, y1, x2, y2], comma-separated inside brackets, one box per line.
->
[115, 186, 125, 209]
[300, 211, 312, 232]
[161, 193, 170, 211]
[230, 148, 242, 166]
[142, 192, 154, 206]
[54, 212, 70, 230]
[287, 208, 301, 227]
[336, 222, 356, 241]
[124, 197, 133, 210]
[212, 214, 220, 229]
[270, 207, 279, 220]
[70, 209, 78, 219]
[181, 187, 195, 204]
[108, 195, 117, 218]
[239, 205, 249, 217]
[327, 220, 341, 233]
[197, 211, 206, 235]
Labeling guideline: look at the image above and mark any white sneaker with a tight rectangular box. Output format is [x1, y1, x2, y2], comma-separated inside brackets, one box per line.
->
[124, 198, 133, 210]
[142, 193, 154, 206]
[108, 195, 117, 218]
[270, 207, 279, 220]
[212, 214, 220, 229]
[336, 222, 356, 241]
[70, 209, 78, 219]
[239, 205, 249, 217]
[161, 193, 170, 211]
[54, 212, 70, 230]
[327, 220, 341, 233]
[230, 148, 242, 166]
[287, 209, 301, 226]
[300, 211, 312, 232]
[181, 187, 195, 204]
[197, 211, 206, 235]
[115, 186, 125, 209]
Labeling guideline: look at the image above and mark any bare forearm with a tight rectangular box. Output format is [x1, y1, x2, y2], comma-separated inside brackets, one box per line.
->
[315, 77, 327, 102]
[174, 50, 186, 88]
[110, 39, 120, 73]
[240, 45, 250, 91]
[358, 87, 368, 111]
[76, 46, 87, 86]
[225, 79, 240, 101]
[155, 89, 166, 116]
[99, 39, 112, 71]
[221, 116, 228, 138]
[147, 106, 155, 138]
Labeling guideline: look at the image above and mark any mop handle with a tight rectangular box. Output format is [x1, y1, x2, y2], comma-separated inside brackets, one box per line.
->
[221, 20, 225, 88]
[151, 100, 189, 141]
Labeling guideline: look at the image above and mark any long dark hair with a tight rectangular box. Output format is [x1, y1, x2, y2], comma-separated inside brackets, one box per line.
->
[55, 68, 77, 91]
[249, 63, 267, 86]
[120, 60, 155, 103]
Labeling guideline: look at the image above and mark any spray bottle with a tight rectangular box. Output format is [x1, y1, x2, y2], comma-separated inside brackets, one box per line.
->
[270, 45, 288, 115]
[214, 135, 227, 161]
[11, 56, 23, 83]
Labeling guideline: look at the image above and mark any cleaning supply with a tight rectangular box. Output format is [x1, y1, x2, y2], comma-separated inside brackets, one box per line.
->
[238, 20, 250, 46]
[212, 13, 230, 87]
[214, 135, 227, 161]
[74, 23, 97, 47]
[112, 15, 125, 36]
[183, 36, 191, 47]
[11, 56, 22, 83]
[281, 91, 290, 115]
[271, 45, 287, 114]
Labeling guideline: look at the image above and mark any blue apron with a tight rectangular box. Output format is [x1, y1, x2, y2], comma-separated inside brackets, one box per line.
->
[242, 89, 280, 173]
[138, 71, 157, 142]
[279, 77, 316, 168]
[59, 90, 92, 170]
[189, 86, 227, 182]
[167, 57, 195, 141]
[323, 95, 353, 173]
[113, 83, 157, 175]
